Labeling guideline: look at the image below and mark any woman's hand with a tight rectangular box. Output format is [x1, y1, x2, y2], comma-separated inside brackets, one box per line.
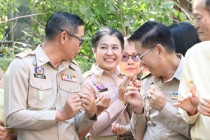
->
[112, 123, 126, 135]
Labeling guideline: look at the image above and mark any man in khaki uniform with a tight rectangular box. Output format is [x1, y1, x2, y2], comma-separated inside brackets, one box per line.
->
[125, 21, 191, 140]
[4, 12, 96, 140]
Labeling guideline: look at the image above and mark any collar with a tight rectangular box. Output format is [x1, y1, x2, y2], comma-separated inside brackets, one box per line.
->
[173, 53, 184, 81]
[34, 45, 75, 71]
[69, 60, 79, 71]
[152, 53, 184, 84]
[34, 45, 50, 67]
[90, 64, 123, 80]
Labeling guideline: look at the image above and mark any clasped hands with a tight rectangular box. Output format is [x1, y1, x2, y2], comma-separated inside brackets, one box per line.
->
[56, 92, 97, 122]
[124, 79, 167, 114]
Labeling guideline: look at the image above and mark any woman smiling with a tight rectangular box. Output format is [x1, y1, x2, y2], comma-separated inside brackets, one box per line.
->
[81, 28, 134, 140]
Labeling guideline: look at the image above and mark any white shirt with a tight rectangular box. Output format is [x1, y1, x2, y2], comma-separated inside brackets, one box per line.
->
[179, 41, 210, 140]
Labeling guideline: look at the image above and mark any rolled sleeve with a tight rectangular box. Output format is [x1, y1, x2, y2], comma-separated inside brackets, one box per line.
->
[181, 109, 199, 124]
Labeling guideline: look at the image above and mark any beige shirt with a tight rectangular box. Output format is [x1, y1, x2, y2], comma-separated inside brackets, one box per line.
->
[0, 68, 4, 89]
[0, 89, 5, 124]
[179, 41, 210, 140]
[131, 54, 191, 140]
[82, 64, 132, 138]
[4, 46, 95, 140]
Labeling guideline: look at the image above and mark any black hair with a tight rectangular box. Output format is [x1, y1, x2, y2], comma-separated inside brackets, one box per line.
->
[45, 12, 84, 40]
[129, 21, 175, 53]
[169, 22, 201, 56]
[92, 27, 124, 50]
[205, 0, 210, 13]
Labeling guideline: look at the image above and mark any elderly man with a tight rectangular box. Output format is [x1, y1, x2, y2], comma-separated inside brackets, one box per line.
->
[124, 21, 191, 140]
[173, 0, 210, 139]
[193, 0, 210, 41]
[4, 12, 96, 140]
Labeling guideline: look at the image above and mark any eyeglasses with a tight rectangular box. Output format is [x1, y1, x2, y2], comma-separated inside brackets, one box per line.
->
[137, 45, 156, 60]
[121, 52, 140, 62]
[58, 29, 84, 46]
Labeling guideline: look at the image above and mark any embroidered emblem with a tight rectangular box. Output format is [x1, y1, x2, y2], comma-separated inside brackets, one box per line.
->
[171, 92, 178, 100]
[34, 67, 46, 79]
[92, 81, 108, 93]
[61, 74, 77, 82]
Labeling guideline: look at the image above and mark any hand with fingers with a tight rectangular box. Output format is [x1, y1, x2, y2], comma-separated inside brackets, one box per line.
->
[198, 98, 210, 116]
[0, 120, 9, 140]
[147, 85, 166, 111]
[131, 75, 142, 89]
[79, 92, 97, 119]
[173, 85, 200, 116]
[111, 122, 126, 135]
[56, 95, 82, 122]
[118, 75, 133, 104]
[124, 81, 143, 115]
[95, 92, 111, 115]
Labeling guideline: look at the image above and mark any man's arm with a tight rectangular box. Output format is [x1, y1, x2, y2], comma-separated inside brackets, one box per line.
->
[124, 83, 145, 140]
[75, 92, 97, 134]
[174, 54, 200, 124]
[130, 111, 146, 140]
[159, 102, 192, 138]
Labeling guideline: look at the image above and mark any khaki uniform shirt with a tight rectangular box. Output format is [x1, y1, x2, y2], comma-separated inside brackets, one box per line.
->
[4, 46, 95, 140]
[83, 64, 132, 138]
[131, 54, 191, 140]
[179, 41, 210, 140]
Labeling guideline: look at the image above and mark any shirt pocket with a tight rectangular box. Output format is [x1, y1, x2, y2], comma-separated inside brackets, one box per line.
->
[59, 82, 81, 106]
[28, 79, 53, 109]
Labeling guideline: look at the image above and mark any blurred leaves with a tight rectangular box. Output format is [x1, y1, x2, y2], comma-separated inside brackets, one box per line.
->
[0, 0, 192, 72]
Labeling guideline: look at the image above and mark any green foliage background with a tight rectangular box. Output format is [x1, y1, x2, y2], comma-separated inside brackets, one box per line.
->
[0, 0, 192, 72]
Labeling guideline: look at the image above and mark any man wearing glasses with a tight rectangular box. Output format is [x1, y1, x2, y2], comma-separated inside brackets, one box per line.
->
[124, 21, 191, 140]
[4, 12, 96, 140]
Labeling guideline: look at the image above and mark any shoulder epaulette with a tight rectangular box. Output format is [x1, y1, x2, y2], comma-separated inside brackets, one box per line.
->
[83, 70, 93, 79]
[119, 73, 126, 79]
[16, 49, 33, 58]
[72, 59, 79, 67]
[141, 71, 151, 80]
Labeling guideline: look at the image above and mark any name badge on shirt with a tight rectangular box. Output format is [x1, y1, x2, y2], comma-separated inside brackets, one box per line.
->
[61, 74, 77, 82]
[92, 81, 108, 93]
[34, 67, 46, 79]
[171, 92, 178, 100]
